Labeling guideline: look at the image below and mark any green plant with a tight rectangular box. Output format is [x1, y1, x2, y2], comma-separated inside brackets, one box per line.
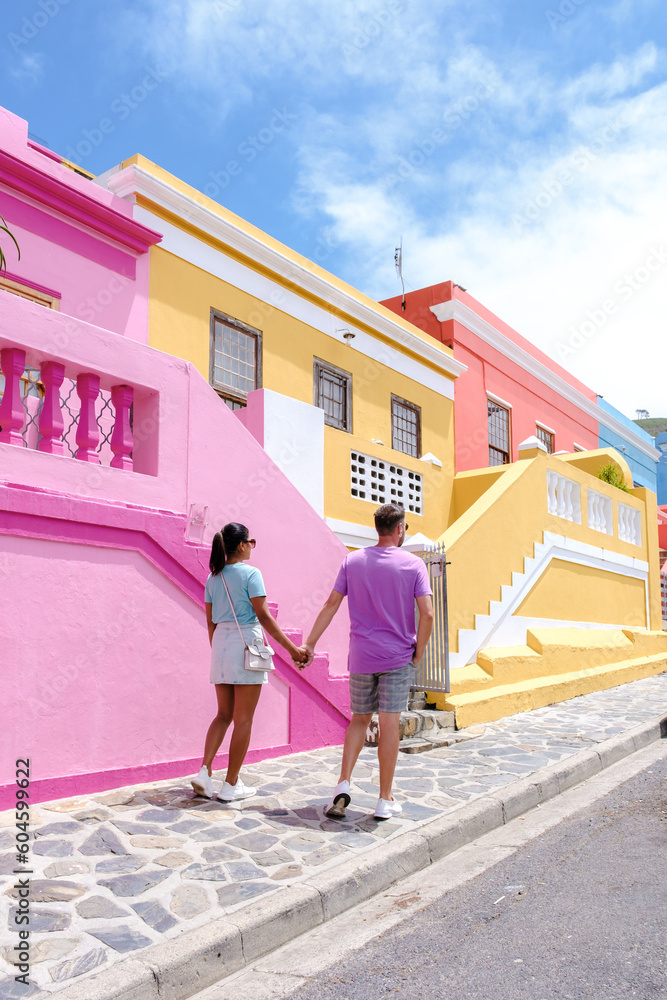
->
[0, 213, 20, 273]
[597, 463, 631, 493]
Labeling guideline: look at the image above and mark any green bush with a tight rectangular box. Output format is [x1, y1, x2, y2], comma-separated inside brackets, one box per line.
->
[597, 463, 631, 493]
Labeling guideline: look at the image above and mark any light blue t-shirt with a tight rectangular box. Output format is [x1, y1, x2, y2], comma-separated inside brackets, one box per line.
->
[204, 564, 266, 624]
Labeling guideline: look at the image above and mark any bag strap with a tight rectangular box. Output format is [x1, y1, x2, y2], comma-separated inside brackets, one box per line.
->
[219, 571, 249, 650]
[219, 570, 272, 650]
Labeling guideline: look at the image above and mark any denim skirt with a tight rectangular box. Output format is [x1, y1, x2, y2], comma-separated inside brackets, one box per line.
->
[210, 621, 268, 685]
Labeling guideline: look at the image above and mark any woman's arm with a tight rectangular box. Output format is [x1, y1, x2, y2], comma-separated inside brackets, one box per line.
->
[250, 597, 306, 663]
[205, 602, 216, 648]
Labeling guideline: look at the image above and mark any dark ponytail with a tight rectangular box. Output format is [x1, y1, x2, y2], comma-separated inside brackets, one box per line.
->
[209, 522, 250, 575]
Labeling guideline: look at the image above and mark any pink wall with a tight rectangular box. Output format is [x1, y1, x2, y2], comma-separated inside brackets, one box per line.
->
[381, 281, 599, 472]
[0, 106, 159, 343]
[0, 292, 351, 808]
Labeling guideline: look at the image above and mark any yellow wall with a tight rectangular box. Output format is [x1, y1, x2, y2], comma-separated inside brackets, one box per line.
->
[440, 449, 655, 650]
[516, 560, 647, 626]
[147, 248, 455, 538]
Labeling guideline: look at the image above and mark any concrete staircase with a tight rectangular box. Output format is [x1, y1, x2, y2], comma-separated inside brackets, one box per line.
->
[438, 628, 667, 727]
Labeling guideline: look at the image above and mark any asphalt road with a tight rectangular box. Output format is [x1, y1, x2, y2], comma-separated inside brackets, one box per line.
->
[288, 753, 667, 1000]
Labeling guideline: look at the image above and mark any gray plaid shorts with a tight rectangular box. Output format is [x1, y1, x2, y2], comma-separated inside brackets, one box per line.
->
[349, 662, 416, 714]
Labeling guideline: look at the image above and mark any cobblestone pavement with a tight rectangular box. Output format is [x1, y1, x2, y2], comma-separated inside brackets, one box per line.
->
[1, 672, 666, 999]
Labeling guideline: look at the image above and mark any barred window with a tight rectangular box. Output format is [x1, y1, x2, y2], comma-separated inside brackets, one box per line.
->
[391, 395, 421, 458]
[488, 398, 510, 465]
[313, 358, 352, 431]
[210, 311, 262, 409]
[536, 425, 555, 454]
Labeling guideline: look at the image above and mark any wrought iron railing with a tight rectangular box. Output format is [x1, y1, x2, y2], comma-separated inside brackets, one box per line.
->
[413, 542, 450, 693]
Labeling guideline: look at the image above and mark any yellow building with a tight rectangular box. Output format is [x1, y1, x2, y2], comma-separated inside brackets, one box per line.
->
[97, 155, 465, 547]
[95, 156, 667, 724]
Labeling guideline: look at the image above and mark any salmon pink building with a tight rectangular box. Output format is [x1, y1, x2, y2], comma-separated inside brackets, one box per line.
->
[381, 280, 659, 486]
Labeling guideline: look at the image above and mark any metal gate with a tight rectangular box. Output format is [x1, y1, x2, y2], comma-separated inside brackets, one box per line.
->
[413, 543, 450, 694]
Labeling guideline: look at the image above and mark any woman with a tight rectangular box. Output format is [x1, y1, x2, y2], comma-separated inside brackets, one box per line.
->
[191, 522, 306, 801]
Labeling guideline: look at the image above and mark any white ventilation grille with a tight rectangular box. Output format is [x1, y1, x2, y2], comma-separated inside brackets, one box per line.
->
[350, 451, 423, 515]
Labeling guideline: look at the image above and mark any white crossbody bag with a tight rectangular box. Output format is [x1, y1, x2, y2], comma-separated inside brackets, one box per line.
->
[220, 572, 275, 672]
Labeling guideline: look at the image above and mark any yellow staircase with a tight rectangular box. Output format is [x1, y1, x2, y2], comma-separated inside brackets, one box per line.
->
[435, 628, 667, 727]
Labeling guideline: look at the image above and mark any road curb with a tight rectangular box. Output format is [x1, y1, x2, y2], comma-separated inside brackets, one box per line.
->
[53, 711, 667, 1000]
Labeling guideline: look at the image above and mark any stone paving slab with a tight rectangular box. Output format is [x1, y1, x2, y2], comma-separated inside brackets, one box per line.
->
[1, 672, 666, 999]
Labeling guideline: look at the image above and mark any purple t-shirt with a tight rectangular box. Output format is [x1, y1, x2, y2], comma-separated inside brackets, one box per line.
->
[333, 546, 432, 674]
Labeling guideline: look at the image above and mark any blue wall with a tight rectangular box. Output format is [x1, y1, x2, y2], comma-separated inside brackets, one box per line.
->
[596, 398, 657, 492]
[656, 432, 667, 506]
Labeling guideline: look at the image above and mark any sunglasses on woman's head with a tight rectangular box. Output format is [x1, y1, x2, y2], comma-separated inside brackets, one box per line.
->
[246, 538, 256, 548]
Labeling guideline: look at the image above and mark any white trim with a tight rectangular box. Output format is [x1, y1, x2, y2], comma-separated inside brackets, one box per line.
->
[324, 518, 376, 549]
[432, 299, 661, 461]
[486, 391, 513, 410]
[103, 164, 467, 383]
[484, 616, 644, 649]
[536, 420, 556, 435]
[573, 442, 586, 453]
[450, 529, 650, 668]
[133, 208, 457, 402]
[323, 517, 428, 550]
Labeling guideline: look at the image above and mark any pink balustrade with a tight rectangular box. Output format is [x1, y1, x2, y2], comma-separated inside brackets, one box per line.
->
[0, 351, 135, 471]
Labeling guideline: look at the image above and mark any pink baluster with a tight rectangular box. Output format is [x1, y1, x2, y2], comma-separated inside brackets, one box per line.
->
[75, 372, 101, 464]
[0, 347, 26, 446]
[110, 384, 134, 471]
[38, 361, 66, 455]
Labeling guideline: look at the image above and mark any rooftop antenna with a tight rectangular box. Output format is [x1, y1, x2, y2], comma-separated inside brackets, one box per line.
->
[394, 237, 406, 311]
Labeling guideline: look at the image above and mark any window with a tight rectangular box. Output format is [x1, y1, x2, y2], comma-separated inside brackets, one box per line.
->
[391, 395, 421, 458]
[536, 424, 555, 454]
[0, 274, 60, 309]
[313, 358, 352, 431]
[350, 451, 423, 514]
[210, 311, 262, 409]
[488, 398, 510, 465]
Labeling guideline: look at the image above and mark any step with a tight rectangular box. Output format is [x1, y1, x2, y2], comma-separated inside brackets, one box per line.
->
[365, 708, 456, 750]
[438, 650, 667, 727]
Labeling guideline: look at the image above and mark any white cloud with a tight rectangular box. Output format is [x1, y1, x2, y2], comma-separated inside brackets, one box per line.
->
[292, 52, 667, 416]
[8, 52, 45, 87]
[111, 3, 667, 417]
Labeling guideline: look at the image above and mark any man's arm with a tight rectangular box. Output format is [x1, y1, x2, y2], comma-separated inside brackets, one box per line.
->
[413, 594, 434, 664]
[300, 589, 345, 667]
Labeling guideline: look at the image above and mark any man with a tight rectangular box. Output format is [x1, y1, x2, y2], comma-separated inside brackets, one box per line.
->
[301, 503, 434, 820]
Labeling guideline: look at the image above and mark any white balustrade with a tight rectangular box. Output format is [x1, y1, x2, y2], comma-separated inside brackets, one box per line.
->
[618, 502, 642, 546]
[586, 488, 613, 535]
[546, 470, 581, 524]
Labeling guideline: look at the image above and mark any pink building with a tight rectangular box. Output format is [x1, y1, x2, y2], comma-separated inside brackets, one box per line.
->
[381, 280, 601, 471]
[0, 108, 350, 809]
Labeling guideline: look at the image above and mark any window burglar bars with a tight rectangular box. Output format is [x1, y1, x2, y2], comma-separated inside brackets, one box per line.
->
[314, 358, 351, 431]
[391, 394, 421, 458]
[488, 398, 510, 465]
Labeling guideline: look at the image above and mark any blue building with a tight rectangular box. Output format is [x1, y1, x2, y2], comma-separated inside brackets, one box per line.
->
[596, 398, 660, 493]
[656, 432, 667, 505]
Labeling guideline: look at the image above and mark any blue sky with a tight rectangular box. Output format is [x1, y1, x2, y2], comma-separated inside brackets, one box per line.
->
[2, 0, 666, 418]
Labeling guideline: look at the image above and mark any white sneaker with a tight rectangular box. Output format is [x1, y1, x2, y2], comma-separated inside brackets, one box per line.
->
[217, 778, 257, 802]
[325, 780, 351, 818]
[374, 797, 402, 820]
[191, 766, 213, 799]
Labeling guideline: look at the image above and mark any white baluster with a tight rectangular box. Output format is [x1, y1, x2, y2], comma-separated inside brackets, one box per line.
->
[547, 471, 558, 515]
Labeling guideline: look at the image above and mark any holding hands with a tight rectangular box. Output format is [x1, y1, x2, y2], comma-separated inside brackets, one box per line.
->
[292, 643, 315, 669]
